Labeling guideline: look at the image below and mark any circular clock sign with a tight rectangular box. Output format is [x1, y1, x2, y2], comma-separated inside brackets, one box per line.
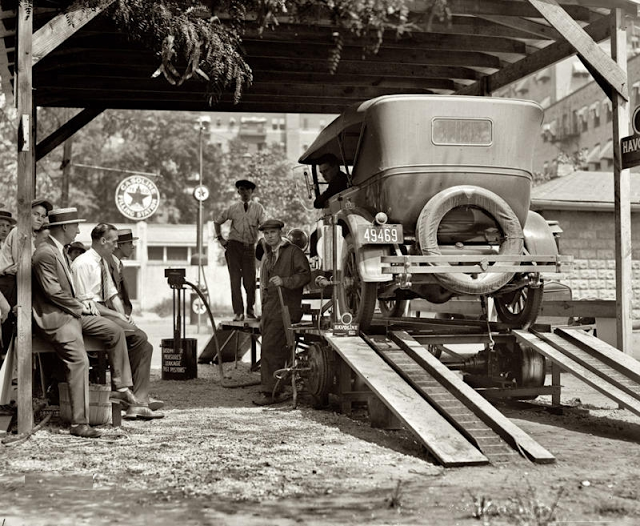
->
[115, 176, 160, 220]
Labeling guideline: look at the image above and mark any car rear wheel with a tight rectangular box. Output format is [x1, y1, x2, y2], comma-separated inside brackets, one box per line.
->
[494, 281, 544, 329]
[337, 234, 377, 331]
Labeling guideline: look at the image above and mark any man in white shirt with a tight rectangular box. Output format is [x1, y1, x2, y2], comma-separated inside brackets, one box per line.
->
[72, 223, 163, 420]
[214, 179, 266, 321]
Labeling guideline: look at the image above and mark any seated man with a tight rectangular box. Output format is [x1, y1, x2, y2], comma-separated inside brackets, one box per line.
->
[313, 154, 349, 209]
[72, 223, 163, 420]
[32, 208, 138, 438]
[108, 229, 137, 317]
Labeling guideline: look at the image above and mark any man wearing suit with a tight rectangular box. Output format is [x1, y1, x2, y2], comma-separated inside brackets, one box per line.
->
[72, 223, 163, 420]
[32, 208, 138, 438]
[108, 229, 137, 317]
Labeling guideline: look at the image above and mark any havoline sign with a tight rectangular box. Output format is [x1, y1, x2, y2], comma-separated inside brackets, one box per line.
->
[621, 106, 640, 170]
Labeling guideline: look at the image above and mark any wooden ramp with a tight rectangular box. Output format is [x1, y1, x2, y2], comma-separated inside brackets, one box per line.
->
[514, 328, 640, 417]
[324, 334, 488, 467]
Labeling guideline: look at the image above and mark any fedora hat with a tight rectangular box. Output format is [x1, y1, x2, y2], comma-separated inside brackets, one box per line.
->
[259, 218, 284, 231]
[47, 207, 86, 227]
[235, 179, 256, 190]
[117, 229, 139, 244]
[67, 241, 86, 253]
[31, 198, 54, 212]
[0, 209, 16, 225]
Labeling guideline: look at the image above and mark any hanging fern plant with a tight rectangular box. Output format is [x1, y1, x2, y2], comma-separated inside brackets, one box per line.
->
[18, 0, 450, 105]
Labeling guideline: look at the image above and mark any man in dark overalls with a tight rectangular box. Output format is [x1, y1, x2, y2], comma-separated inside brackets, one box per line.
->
[253, 219, 310, 406]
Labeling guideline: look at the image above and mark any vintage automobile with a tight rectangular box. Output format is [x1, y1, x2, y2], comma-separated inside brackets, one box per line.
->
[299, 94, 569, 332]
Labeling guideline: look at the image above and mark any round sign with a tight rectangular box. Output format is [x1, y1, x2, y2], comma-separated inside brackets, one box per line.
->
[633, 106, 640, 135]
[193, 185, 210, 202]
[340, 312, 353, 325]
[192, 298, 207, 315]
[115, 176, 160, 221]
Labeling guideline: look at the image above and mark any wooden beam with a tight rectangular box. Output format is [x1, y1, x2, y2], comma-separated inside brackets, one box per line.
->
[0, 30, 13, 105]
[611, 8, 632, 353]
[32, 0, 115, 65]
[527, 0, 628, 99]
[444, 0, 592, 19]
[36, 107, 104, 162]
[16, 0, 33, 434]
[456, 14, 611, 95]
[477, 15, 563, 39]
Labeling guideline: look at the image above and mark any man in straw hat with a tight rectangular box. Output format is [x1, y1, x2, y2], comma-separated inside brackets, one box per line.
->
[214, 179, 266, 321]
[72, 223, 163, 420]
[252, 219, 310, 406]
[107, 229, 138, 317]
[32, 208, 139, 438]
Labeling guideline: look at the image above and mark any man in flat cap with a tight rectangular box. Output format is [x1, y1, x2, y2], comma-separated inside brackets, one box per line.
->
[0, 198, 53, 351]
[32, 208, 138, 438]
[0, 209, 15, 249]
[253, 219, 311, 406]
[108, 229, 138, 317]
[214, 179, 266, 321]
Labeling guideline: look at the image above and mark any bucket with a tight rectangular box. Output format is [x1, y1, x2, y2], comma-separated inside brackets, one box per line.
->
[161, 338, 198, 380]
[58, 383, 111, 425]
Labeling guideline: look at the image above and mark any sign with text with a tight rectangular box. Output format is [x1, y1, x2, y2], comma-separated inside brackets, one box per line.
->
[332, 313, 359, 337]
[115, 175, 160, 220]
[161, 338, 197, 380]
[621, 106, 640, 170]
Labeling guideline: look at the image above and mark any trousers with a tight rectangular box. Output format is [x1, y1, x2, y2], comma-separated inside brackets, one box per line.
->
[225, 240, 256, 315]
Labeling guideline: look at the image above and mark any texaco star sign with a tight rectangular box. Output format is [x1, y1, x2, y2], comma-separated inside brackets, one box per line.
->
[115, 176, 160, 220]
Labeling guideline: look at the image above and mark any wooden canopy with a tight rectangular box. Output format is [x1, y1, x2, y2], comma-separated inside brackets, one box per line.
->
[0, 0, 637, 114]
[1, 0, 639, 433]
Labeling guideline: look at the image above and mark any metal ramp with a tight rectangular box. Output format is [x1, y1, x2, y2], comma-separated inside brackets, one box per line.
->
[514, 328, 640, 417]
[324, 332, 555, 467]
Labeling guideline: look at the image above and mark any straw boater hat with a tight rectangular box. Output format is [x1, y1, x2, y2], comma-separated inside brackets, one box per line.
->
[0, 210, 16, 225]
[117, 229, 139, 244]
[47, 208, 86, 227]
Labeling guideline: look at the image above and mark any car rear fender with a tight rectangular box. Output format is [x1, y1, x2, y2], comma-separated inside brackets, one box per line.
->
[523, 210, 559, 256]
[336, 209, 393, 283]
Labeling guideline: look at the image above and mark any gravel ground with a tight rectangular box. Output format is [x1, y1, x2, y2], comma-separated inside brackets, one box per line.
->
[1, 316, 640, 525]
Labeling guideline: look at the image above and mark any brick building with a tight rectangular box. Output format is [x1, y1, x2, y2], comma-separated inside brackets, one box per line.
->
[531, 170, 640, 320]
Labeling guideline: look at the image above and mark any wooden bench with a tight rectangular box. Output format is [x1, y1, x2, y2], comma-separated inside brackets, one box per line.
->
[32, 335, 122, 427]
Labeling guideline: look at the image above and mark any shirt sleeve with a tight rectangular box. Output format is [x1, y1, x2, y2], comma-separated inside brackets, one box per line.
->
[214, 207, 230, 225]
[257, 203, 266, 226]
[71, 258, 96, 302]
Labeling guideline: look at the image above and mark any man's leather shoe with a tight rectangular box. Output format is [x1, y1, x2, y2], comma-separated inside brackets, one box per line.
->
[124, 405, 165, 420]
[252, 392, 292, 406]
[246, 312, 257, 319]
[233, 313, 244, 322]
[148, 398, 164, 411]
[109, 388, 139, 408]
[70, 424, 102, 438]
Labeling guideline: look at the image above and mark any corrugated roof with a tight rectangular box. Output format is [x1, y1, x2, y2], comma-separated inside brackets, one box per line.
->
[531, 170, 640, 209]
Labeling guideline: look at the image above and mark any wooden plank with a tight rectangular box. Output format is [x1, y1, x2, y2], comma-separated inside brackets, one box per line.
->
[324, 334, 488, 466]
[478, 15, 563, 39]
[514, 331, 640, 417]
[539, 300, 616, 318]
[556, 328, 640, 382]
[390, 331, 555, 464]
[527, 0, 627, 99]
[16, 0, 33, 434]
[611, 8, 633, 353]
[32, 0, 115, 65]
[0, 27, 13, 105]
[36, 107, 104, 161]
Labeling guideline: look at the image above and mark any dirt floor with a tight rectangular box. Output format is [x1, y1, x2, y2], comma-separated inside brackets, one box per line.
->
[2, 318, 640, 525]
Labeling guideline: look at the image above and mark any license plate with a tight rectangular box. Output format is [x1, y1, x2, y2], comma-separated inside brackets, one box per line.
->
[358, 224, 403, 244]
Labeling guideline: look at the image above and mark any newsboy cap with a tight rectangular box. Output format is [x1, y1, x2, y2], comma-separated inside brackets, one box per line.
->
[259, 219, 284, 231]
[32, 198, 54, 212]
[47, 207, 86, 227]
[117, 229, 139, 244]
[235, 179, 256, 190]
[0, 209, 16, 225]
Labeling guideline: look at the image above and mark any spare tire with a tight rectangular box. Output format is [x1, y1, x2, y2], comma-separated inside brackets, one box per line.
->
[417, 185, 524, 295]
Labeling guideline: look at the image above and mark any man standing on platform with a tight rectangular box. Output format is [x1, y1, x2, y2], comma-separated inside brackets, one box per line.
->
[72, 223, 163, 420]
[253, 219, 310, 406]
[214, 180, 265, 321]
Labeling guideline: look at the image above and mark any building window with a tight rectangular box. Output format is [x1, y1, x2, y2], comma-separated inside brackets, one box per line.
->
[167, 247, 189, 261]
[229, 118, 236, 127]
[271, 118, 278, 130]
[302, 118, 308, 130]
[279, 118, 285, 130]
[148, 246, 164, 261]
[216, 118, 221, 127]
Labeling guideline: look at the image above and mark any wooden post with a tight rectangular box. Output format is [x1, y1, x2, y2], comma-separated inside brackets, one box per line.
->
[16, 1, 34, 433]
[611, 9, 632, 354]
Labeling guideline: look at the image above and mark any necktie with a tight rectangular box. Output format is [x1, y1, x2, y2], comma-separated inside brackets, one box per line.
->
[100, 259, 110, 303]
[244, 202, 248, 212]
[118, 260, 124, 290]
